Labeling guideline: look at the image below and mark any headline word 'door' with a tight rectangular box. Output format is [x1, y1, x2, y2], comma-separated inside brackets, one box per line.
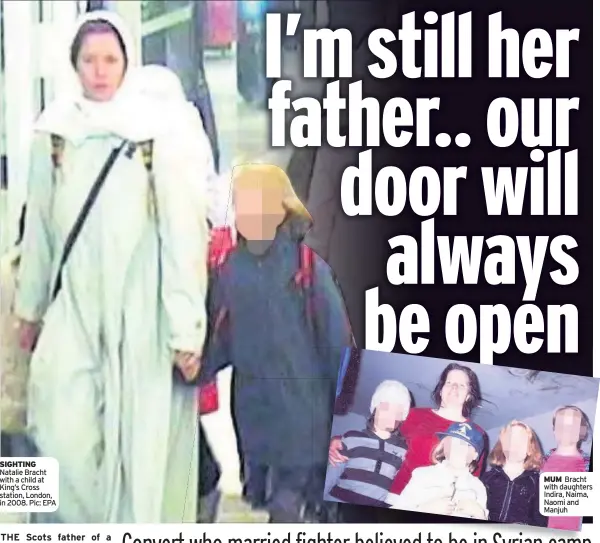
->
[342, 150, 466, 218]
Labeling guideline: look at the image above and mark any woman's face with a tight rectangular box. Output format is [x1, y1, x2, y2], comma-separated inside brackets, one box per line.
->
[503, 425, 529, 464]
[234, 183, 286, 241]
[76, 31, 126, 102]
[374, 402, 405, 432]
[554, 409, 582, 447]
[443, 436, 477, 469]
[440, 369, 470, 411]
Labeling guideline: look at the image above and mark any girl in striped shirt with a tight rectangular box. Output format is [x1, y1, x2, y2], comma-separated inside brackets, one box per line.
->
[326, 380, 411, 507]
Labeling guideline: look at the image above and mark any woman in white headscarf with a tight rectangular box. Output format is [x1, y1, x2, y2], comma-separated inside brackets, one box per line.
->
[132, 64, 234, 229]
[14, 11, 206, 523]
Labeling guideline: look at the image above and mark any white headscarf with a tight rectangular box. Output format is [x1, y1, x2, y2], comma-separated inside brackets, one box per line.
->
[131, 64, 235, 228]
[35, 11, 160, 144]
[131, 64, 209, 148]
[132, 64, 187, 103]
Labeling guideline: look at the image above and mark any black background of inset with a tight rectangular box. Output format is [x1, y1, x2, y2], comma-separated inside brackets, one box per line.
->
[291, 0, 593, 525]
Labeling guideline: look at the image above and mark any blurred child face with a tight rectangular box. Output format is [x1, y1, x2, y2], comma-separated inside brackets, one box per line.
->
[503, 425, 529, 464]
[444, 436, 477, 469]
[554, 409, 582, 448]
[76, 31, 126, 102]
[440, 370, 470, 411]
[374, 402, 406, 432]
[234, 181, 286, 241]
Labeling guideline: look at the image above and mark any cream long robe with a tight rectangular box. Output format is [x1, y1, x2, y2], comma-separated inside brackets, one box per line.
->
[14, 81, 208, 526]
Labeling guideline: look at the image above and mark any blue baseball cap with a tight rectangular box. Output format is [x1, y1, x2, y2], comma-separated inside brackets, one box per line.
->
[437, 422, 484, 457]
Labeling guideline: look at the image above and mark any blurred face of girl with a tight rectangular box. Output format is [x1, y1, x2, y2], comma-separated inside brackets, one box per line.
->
[234, 180, 286, 241]
[374, 402, 405, 432]
[554, 409, 582, 448]
[444, 437, 477, 469]
[503, 425, 529, 464]
[76, 31, 126, 102]
[440, 369, 470, 411]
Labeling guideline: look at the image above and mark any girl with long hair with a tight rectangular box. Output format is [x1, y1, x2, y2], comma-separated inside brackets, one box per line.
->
[482, 420, 547, 527]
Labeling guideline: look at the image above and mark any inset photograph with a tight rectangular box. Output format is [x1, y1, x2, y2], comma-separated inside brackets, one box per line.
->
[324, 349, 598, 531]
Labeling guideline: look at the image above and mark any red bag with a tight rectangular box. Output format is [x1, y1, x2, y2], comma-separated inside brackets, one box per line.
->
[208, 226, 234, 268]
[198, 379, 219, 415]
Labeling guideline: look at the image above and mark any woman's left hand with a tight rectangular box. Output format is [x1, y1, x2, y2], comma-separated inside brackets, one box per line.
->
[173, 351, 201, 382]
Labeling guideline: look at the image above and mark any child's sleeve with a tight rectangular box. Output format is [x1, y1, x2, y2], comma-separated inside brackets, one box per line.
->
[311, 255, 354, 382]
[324, 432, 351, 495]
[338, 432, 352, 455]
[200, 270, 232, 381]
[529, 476, 548, 527]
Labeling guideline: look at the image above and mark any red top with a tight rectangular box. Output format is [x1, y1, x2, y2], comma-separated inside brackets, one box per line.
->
[542, 451, 586, 531]
[388, 408, 486, 495]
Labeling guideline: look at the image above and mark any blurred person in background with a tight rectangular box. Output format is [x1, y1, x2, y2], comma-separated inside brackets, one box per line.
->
[14, 10, 207, 523]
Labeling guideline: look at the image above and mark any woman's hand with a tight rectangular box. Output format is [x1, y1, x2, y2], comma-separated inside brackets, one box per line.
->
[18, 319, 41, 353]
[173, 351, 201, 382]
[328, 437, 348, 465]
[454, 499, 488, 519]
[420, 498, 456, 516]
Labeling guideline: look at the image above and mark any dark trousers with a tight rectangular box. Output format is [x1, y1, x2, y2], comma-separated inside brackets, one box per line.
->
[242, 463, 338, 523]
[198, 424, 221, 497]
[197, 423, 221, 523]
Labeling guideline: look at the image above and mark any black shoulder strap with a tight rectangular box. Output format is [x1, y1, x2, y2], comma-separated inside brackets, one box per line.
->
[51, 140, 128, 302]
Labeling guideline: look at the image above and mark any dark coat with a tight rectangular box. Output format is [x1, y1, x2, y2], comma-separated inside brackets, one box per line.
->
[481, 467, 547, 527]
[201, 220, 353, 469]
